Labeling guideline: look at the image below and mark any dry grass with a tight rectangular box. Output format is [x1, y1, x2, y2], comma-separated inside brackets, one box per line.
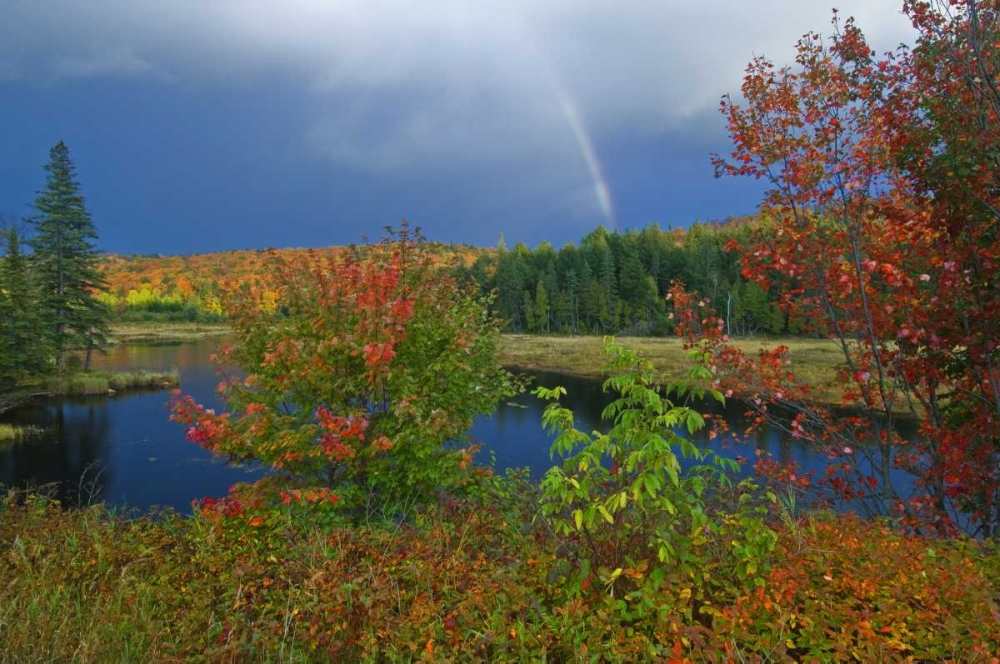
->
[109, 322, 229, 345]
[500, 334, 847, 403]
[0, 424, 43, 442]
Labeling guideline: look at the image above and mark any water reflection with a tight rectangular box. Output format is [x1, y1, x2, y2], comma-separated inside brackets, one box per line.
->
[1, 339, 919, 514]
[0, 338, 263, 513]
[474, 370, 919, 503]
[0, 401, 111, 504]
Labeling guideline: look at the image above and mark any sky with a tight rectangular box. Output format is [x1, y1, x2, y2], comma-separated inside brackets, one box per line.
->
[0, 1, 915, 255]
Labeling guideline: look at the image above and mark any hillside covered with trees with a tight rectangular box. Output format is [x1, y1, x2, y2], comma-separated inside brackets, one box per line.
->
[466, 219, 784, 337]
[96, 241, 485, 323]
[98, 218, 787, 337]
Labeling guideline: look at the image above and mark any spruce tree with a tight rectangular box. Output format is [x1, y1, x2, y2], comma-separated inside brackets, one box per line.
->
[29, 141, 108, 369]
[0, 240, 14, 386]
[534, 280, 549, 333]
[0, 228, 50, 382]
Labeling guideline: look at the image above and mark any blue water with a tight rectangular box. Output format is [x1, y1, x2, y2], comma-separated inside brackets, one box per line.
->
[0, 339, 918, 513]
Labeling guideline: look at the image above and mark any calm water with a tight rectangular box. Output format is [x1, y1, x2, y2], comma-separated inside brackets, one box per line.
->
[0, 339, 918, 513]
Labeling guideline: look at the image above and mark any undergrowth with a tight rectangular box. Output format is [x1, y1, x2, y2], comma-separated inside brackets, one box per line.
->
[0, 489, 997, 662]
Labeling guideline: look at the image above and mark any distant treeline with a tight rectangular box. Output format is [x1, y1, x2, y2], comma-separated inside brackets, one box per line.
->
[96, 220, 790, 337]
[459, 221, 785, 337]
[97, 242, 482, 324]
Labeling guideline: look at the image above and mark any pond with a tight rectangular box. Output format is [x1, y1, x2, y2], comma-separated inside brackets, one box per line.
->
[0, 339, 919, 513]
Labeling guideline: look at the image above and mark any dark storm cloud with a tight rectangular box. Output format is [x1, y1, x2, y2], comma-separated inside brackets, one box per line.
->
[0, 1, 913, 251]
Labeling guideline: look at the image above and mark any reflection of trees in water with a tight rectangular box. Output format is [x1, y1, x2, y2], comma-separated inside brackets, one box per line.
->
[90, 338, 227, 374]
[493, 372, 611, 439]
[504, 370, 920, 482]
[0, 399, 112, 506]
[0, 356, 925, 512]
[528, 371, 610, 433]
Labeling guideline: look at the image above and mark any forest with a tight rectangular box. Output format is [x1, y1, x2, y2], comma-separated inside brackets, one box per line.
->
[97, 218, 784, 338]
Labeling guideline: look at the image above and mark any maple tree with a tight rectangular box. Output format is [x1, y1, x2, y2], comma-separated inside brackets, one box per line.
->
[172, 224, 515, 514]
[97, 240, 485, 323]
[699, 1, 1000, 535]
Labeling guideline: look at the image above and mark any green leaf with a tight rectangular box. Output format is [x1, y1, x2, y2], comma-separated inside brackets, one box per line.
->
[684, 410, 705, 434]
[643, 473, 660, 497]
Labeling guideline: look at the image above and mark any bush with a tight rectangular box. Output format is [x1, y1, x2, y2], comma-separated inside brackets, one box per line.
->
[534, 340, 777, 636]
[172, 225, 515, 516]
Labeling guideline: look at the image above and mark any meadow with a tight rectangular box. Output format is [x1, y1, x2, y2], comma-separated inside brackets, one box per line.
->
[501, 334, 846, 404]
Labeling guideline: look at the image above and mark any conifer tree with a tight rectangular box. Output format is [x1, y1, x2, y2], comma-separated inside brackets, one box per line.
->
[0, 228, 50, 382]
[29, 141, 108, 369]
[534, 280, 550, 333]
[0, 243, 15, 386]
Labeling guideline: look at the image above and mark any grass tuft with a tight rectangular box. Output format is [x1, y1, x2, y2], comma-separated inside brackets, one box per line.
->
[44, 370, 180, 397]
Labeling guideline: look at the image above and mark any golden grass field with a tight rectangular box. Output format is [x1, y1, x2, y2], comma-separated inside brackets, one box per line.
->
[105, 323, 849, 404]
[108, 322, 230, 345]
[499, 334, 847, 403]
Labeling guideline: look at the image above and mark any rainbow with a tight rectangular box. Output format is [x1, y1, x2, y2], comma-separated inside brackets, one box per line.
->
[558, 91, 615, 226]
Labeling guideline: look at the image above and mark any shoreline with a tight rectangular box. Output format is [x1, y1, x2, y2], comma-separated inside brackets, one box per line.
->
[499, 333, 846, 403]
[0, 370, 179, 416]
[108, 321, 229, 345]
[100, 324, 873, 411]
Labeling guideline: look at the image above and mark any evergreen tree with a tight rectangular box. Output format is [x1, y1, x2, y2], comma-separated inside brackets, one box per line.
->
[564, 267, 579, 332]
[29, 141, 109, 369]
[496, 250, 529, 330]
[577, 260, 594, 331]
[553, 289, 572, 333]
[522, 289, 535, 332]
[534, 280, 550, 333]
[0, 228, 50, 382]
[617, 236, 656, 328]
[0, 241, 15, 386]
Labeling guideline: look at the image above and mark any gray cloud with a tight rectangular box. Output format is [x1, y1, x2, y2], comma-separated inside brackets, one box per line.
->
[48, 47, 157, 80]
[0, 1, 913, 221]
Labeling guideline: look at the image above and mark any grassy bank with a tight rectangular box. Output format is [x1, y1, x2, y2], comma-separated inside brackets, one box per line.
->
[1, 370, 180, 415]
[0, 490, 996, 661]
[44, 370, 179, 397]
[501, 334, 845, 402]
[108, 321, 229, 346]
[101, 327, 848, 400]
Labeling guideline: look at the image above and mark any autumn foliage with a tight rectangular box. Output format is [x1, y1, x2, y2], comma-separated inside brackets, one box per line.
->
[97, 239, 486, 322]
[10, 4, 1000, 661]
[694, 1, 1000, 535]
[172, 224, 514, 513]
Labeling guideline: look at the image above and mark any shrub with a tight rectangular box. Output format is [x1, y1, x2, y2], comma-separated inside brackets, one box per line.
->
[535, 339, 777, 641]
[172, 224, 515, 516]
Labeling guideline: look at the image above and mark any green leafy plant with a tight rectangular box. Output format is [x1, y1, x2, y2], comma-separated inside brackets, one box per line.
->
[535, 339, 775, 617]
